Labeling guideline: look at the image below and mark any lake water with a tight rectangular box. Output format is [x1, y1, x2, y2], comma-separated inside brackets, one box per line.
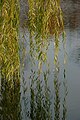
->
[1, 0, 80, 120]
[20, 0, 80, 120]
[62, 1, 80, 120]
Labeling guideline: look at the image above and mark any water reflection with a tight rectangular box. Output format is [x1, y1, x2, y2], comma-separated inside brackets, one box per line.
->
[61, 0, 80, 29]
[71, 47, 80, 64]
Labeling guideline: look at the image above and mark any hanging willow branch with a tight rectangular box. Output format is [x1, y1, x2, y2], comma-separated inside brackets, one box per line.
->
[0, 0, 20, 80]
[28, 0, 64, 36]
[27, 0, 64, 71]
[0, 1, 20, 119]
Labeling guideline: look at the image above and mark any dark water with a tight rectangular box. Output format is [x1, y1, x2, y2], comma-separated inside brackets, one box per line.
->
[1, 0, 80, 120]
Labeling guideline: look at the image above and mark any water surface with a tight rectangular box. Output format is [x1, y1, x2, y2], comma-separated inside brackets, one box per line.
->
[19, 1, 80, 120]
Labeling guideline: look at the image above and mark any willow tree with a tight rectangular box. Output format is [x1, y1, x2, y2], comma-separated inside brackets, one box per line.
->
[27, 0, 64, 68]
[0, 0, 65, 119]
[0, 0, 20, 119]
[27, 1, 66, 120]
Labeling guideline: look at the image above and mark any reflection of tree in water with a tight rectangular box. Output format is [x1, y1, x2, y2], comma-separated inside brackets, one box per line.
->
[71, 47, 80, 64]
[62, 0, 80, 29]
[69, 11, 80, 29]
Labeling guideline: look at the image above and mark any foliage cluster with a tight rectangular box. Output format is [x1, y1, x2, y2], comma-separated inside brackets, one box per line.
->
[0, 0, 20, 119]
[27, 0, 64, 68]
[0, 0, 20, 80]
[0, 0, 67, 120]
